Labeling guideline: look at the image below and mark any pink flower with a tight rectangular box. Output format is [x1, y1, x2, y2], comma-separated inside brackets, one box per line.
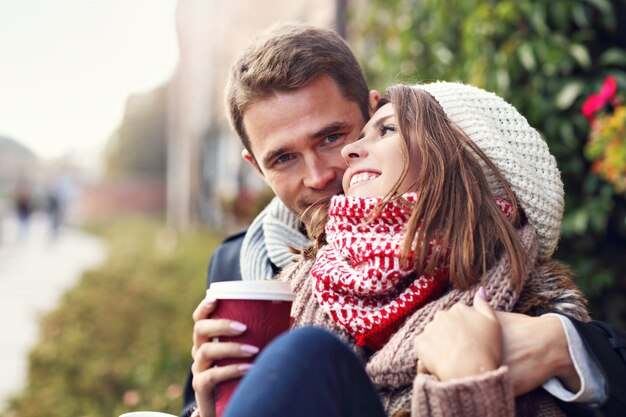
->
[582, 76, 619, 123]
[582, 93, 606, 122]
[122, 390, 141, 407]
[600, 76, 617, 100]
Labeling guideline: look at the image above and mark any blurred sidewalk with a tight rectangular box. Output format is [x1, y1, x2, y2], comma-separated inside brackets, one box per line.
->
[0, 214, 107, 410]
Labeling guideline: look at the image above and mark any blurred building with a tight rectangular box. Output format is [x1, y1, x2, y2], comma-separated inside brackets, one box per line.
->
[81, 86, 168, 220]
[167, 0, 341, 230]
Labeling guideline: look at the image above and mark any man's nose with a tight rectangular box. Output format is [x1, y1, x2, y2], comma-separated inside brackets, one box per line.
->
[303, 157, 337, 190]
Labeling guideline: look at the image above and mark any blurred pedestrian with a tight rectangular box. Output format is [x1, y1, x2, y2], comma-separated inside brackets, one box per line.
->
[46, 189, 61, 239]
[45, 176, 73, 239]
[13, 178, 34, 239]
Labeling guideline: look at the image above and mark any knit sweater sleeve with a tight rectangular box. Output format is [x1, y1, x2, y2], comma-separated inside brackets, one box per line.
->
[411, 366, 515, 417]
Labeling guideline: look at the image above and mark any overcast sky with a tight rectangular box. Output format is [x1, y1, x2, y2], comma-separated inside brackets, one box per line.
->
[0, 0, 179, 164]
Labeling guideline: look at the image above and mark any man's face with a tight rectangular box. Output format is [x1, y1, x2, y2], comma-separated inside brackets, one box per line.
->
[242, 75, 368, 215]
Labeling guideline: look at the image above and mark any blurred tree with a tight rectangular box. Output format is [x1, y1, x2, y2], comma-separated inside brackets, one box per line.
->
[349, 0, 626, 326]
[104, 84, 168, 180]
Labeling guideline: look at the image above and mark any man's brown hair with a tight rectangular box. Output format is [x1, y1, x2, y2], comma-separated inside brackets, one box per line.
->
[225, 22, 370, 154]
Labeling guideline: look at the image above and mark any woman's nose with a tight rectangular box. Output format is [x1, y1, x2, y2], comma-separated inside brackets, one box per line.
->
[341, 141, 365, 165]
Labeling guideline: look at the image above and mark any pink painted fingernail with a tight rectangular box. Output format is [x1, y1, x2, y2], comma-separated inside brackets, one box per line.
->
[204, 297, 217, 306]
[229, 322, 247, 332]
[240, 344, 259, 355]
[238, 363, 253, 372]
[478, 286, 489, 300]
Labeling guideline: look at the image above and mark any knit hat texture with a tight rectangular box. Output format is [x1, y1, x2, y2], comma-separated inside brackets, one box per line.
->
[414, 82, 564, 260]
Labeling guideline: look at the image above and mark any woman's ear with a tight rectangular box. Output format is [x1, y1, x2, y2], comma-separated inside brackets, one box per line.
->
[368, 90, 381, 117]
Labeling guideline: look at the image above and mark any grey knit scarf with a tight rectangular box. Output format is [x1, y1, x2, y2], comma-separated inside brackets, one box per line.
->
[240, 197, 310, 281]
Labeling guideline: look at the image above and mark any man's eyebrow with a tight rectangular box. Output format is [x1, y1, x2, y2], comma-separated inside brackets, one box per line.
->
[262, 146, 290, 168]
[310, 121, 351, 139]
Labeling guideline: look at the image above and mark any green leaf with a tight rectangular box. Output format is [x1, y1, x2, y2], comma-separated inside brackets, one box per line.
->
[569, 44, 591, 68]
[551, 1, 569, 31]
[517, 43, 537, 71]
[571, 209, 590, 234]
[555, 81, 584, 110]
[599, 48, 626, 66]
[583, 0, 616, 29]
[584, 0, 612, 15]
[559, 120, 577, 148]
[572, 4, 591, 28]
[529, 3, 549, 36]
[496, 68, 510, 91]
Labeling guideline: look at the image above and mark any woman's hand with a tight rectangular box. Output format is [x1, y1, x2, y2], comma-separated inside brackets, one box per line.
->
[413, 288, 503, 381]
[191, 298, 258, 417]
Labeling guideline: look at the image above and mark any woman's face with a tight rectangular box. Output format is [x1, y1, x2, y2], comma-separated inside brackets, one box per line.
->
[341, 103, 419, 197]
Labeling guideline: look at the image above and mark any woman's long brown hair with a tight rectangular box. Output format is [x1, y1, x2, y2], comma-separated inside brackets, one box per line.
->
[304, 85, 529, 291]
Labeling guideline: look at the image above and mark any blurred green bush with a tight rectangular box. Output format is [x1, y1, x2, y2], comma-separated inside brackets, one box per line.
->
[3, 217, 222, 417]
[349, 0, 626, 326]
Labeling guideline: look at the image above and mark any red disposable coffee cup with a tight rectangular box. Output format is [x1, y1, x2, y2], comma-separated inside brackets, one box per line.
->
[207, 280, 295, 417]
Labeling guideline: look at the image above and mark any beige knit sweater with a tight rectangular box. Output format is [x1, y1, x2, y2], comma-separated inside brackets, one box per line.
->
[284, 225, 590, 417]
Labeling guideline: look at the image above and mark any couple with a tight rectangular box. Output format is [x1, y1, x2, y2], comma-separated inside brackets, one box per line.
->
[183, 23, 626, 417]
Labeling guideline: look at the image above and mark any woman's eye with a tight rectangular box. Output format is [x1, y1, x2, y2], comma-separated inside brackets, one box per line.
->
[378, 124, 397, 136]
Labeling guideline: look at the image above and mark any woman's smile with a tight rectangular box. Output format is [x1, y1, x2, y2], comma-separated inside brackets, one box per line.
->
[349, 171, 381, 188]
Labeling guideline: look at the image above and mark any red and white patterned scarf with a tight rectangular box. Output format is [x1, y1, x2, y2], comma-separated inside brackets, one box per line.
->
[311, 193, 513, 350]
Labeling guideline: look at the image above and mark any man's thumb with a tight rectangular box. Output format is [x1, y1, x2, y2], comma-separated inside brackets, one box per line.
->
[473, 286, 496, 320]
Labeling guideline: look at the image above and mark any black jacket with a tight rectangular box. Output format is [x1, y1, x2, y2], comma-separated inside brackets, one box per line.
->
[557, 319, 626, 416]
[181, 231, 626, 417]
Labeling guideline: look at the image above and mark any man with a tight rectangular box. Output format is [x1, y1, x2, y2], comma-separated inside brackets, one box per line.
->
[183, 23, 626, 417]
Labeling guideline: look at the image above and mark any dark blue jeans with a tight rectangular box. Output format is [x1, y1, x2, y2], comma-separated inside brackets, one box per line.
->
[223, 326, 387, 417]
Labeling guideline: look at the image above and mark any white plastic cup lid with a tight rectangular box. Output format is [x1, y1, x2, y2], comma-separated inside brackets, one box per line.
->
[207, 280, 295, 301]
[118, 412, 178, 417]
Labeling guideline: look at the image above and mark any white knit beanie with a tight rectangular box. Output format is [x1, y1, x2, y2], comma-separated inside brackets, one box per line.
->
[414, 82, 564, 260]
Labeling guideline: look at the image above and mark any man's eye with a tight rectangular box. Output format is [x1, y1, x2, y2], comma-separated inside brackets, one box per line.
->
[378, 124, 397, 136]
[325, 133, 341, 143]
[275, 154, 295, 165]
